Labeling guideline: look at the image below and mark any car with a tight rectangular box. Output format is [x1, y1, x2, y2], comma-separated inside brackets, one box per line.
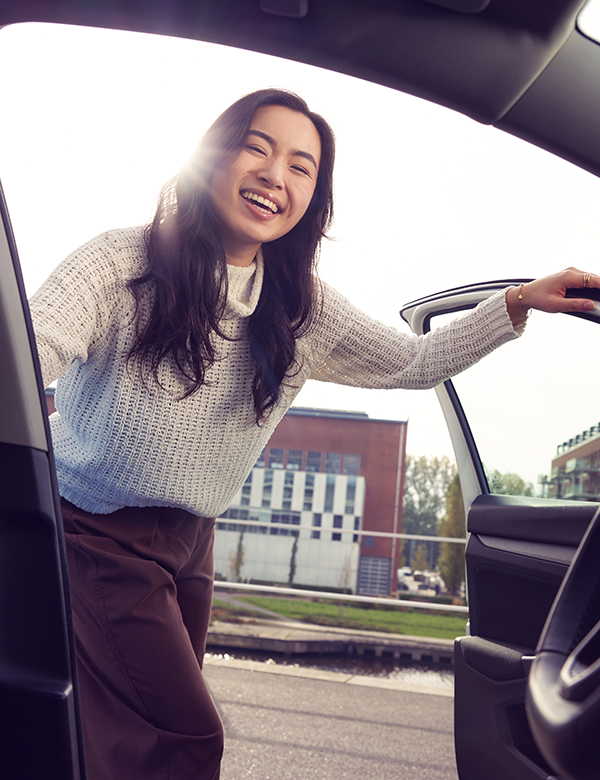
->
[2, 1, 600, 779]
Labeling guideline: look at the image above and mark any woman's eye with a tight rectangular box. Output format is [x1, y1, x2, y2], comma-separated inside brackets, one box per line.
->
[245, 144, 266, 155]
[292, 165, 310, 176]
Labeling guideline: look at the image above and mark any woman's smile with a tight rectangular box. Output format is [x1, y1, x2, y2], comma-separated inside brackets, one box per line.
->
[240, 188, 282, 217]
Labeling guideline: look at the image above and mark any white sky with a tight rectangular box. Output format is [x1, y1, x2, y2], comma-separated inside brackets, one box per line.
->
[1, 21, 600, 490]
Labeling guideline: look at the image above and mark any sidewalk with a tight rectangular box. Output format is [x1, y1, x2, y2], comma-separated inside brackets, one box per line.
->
[207, 617, 456, 665]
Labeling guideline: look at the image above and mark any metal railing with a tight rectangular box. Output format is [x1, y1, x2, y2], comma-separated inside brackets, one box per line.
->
[213, 580, 468, 614]
[216, 517, 466, 544]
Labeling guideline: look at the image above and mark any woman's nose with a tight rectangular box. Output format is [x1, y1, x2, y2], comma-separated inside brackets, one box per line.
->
[258, 159, 284, 189]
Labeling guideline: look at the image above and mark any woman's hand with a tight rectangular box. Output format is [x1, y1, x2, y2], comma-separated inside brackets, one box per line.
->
[506, 267, 600, 328]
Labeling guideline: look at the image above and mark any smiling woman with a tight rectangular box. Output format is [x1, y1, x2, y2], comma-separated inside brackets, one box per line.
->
[130, 90, 335, 422]
[23, 77, 600, 780]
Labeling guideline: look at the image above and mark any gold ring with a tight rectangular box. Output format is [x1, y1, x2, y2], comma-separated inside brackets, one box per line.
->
[583, 272, 591, 288]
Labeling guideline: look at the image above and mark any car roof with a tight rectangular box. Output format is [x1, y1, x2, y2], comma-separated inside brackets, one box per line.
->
[1, 0, 598, 175]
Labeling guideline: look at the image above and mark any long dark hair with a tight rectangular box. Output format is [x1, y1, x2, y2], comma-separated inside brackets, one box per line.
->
[128, 88, 335, 421]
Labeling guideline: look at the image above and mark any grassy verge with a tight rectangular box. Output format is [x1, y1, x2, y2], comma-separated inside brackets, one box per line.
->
[210, 598, 258, 624]
[212, 595, 467, 640]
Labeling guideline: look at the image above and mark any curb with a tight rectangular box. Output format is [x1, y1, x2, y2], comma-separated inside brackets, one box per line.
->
[203, 656, 454, 697]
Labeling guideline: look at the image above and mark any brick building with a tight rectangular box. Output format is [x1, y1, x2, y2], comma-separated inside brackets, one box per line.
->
[542, 422, 600, 501]
[215, 407, 407, 595]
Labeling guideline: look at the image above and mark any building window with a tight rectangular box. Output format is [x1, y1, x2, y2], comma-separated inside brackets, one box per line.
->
[291, 513, 300, 538]
[286, 449, 303, 470]
[303, 473, 314, 511]
[353, 516, 360, 543]
[255, 448, 266, 468]
[306, 451, 322, 473]
[282, 471, 294, 510]
[357, 556, 391, 596]
[345, 476, 356, 514]
[251, 511, 266, 534]
[262, 470, 273, 507]
[332, 514, 343, 541]
[270, 512, 281, 535]
[268, 448, 284, 469]
[324, 474, 336, 512]
[364, 536, 375, 547]
[271, 511, 300, 537]
[218, 507, 248, 534]
[343, 454, 361, 476]
[312, 512, 322, 539]
[324, 453, 342, 474]
[241, 472, 252, 506]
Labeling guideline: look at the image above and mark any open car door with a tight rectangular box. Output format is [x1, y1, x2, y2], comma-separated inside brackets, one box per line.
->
[402, 282, 600, 780]
[0, 185, 84, 778]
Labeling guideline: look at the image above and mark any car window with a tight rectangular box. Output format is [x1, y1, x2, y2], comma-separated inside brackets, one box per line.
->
[578, 0, 600, 43]
[430, 307, 600, 498]
[1, 21, 600, 467]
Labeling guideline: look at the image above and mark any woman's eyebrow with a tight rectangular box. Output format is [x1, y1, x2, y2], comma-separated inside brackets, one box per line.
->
[247, 129, 318, 170]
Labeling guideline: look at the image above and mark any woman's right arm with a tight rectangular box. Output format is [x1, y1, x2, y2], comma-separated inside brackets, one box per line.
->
[28, 230, 135, 388]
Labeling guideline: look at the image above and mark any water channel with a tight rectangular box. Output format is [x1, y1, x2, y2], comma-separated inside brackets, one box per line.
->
[205, 649, 454, 693]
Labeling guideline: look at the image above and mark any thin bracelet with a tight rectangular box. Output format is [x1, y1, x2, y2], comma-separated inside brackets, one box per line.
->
[517, 283, 531, 320]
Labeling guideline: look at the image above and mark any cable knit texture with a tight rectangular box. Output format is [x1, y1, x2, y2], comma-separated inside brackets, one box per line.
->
[29, 226, 520, 515]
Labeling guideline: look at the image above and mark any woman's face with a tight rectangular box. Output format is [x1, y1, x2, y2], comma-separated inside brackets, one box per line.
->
[211, 104, 321, 266]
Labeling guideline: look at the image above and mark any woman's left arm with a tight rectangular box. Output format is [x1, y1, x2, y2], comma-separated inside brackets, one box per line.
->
[506, 267, 600, 328]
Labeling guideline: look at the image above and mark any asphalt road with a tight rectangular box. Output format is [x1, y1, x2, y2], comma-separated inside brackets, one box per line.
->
[204, 658, 459, 780]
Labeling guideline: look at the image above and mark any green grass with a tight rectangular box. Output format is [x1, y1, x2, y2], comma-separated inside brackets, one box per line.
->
[210, 598, 258, 623]
[220, 595, 467, 640]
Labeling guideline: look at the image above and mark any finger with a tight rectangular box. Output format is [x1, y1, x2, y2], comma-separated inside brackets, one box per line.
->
[565, 297, 597, 313]
[568, 269, 600, 290]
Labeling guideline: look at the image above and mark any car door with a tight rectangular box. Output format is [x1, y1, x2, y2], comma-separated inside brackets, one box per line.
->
[401, 282, 600, 780]
[0, 185, 85, 778]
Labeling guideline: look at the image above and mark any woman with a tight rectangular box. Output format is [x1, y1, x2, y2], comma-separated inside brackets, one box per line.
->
[29, 88, 599, 780]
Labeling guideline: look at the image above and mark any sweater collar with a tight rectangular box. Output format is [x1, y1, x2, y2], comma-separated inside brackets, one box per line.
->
[224, 249, 264, 319]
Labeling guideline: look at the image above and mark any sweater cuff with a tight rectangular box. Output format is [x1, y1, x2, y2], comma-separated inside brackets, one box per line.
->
[480, 288, 527, 340]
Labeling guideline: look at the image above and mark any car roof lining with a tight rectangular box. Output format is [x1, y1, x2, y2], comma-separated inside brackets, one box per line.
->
[500, 28, 600, 178]
[0, 0, 587, 117]
[0, 0, 599, 176]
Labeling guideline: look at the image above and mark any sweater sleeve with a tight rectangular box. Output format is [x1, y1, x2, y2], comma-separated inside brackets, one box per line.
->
[306, 284, 521, 390]
[28, 229, 143, 388]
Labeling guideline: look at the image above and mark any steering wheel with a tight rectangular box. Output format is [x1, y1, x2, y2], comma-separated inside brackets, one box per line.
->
[527, 505, 600, 780]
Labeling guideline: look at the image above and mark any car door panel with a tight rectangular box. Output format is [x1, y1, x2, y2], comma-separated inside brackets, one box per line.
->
[466, 495, 595, 648]
[455, 496, 597, 780]
[0, 187, 84, 778]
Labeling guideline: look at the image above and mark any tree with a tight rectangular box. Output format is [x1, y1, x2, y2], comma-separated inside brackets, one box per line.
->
[487, 469, 534, 497]
[338, 552, 353, 618]
[288, 534, 298, 585]
[402, 455, 457, 568]
[437, 474, 465, 596]
[403, 455, 457, 534]
[411, 543, 429, 573]
[228, 530, 245, 582]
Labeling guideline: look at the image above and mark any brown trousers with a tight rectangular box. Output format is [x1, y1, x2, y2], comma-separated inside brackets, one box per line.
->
[61, 498, 223, 780]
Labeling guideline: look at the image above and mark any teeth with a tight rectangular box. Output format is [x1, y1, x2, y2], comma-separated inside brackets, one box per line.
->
[242, 191, 278, 213]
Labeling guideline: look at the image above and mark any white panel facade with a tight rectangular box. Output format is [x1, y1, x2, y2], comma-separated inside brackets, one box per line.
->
[215, 466, 366, 592]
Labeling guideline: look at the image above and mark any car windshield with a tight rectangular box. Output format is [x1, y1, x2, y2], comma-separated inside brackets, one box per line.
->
[2, 22, 600, 469]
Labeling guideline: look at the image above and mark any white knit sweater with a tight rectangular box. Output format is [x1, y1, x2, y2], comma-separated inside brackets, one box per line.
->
[29, 226, 519, 516]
